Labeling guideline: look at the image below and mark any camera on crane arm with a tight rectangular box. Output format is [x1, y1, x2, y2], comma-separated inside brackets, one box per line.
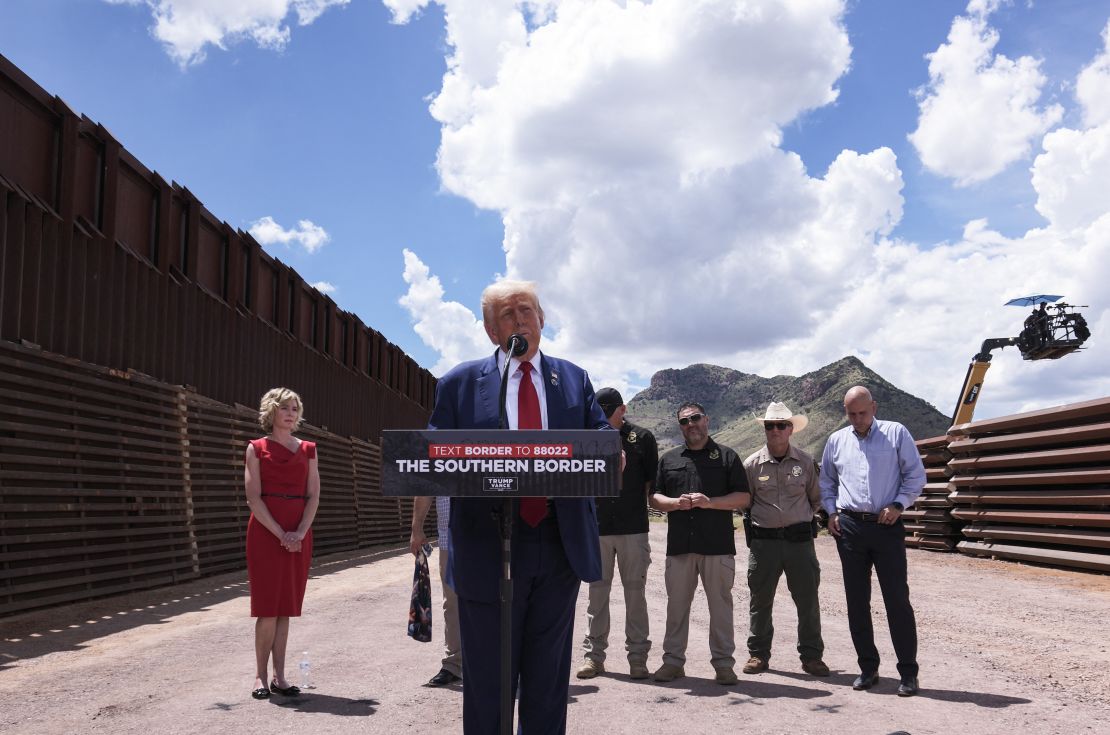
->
[1011, 295, 1091, 361]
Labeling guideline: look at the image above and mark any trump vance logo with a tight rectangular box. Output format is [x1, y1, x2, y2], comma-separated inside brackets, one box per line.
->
[484, 476, 519, 493]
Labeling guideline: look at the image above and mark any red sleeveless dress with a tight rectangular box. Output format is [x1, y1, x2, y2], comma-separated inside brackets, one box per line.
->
[246, 438, 315, 616]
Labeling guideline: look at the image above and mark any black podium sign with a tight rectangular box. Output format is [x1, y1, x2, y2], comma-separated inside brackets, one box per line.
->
[381, 429, 622, 497]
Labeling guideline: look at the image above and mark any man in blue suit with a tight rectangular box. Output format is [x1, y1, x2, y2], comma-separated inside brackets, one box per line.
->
[428, 279, 608, 734]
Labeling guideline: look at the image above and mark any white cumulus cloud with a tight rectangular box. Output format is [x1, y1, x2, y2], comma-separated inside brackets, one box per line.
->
[249, 215, 330, 253]
[311, 280, 337, 294]
[908, 0, 1062, 186]
[1076, 20, 1110, 129]
[394, 0, 1110, 420]
[1032, 126, 1110, 234]
[399, 249, 491, 376]
[105, 0, 350, 67]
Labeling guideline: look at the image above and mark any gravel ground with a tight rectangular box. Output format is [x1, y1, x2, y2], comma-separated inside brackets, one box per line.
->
[2, 523, 1109, 735]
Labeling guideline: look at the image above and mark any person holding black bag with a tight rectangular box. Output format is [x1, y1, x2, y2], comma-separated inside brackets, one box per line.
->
[741, 402, 828, 678]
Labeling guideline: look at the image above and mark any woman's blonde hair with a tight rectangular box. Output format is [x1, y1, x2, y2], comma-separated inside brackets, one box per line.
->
[258, 387, 304, 432]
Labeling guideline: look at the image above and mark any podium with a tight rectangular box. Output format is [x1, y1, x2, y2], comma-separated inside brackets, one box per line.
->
[383, 428, 621, 734]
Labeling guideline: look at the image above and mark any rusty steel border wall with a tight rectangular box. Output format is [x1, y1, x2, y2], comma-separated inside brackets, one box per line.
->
[0, 339, 434, 617]
[0, 53, 435, 441]
[0, 53, 441, 616]
[904, 398, 1110, 574]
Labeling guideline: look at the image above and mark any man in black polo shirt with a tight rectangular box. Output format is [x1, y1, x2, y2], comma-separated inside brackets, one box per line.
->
[650, 402, 750, 685]
[576, 388, 659, 681]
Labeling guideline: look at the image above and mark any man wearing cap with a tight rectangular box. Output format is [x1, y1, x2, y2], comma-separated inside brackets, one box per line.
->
[650, 402, 750, 685]
[741, 402, 828, 678]
[820, 386, 925, 697]
[577, 388, 658, 681]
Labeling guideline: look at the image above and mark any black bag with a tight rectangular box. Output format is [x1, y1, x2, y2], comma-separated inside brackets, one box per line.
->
[407, 543, 433, 642]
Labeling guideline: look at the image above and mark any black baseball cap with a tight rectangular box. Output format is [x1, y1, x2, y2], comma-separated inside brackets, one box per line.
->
[596, 388, 624, 417]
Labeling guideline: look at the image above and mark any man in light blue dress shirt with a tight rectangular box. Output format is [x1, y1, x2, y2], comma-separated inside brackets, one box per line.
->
[819, 386, 925, 697]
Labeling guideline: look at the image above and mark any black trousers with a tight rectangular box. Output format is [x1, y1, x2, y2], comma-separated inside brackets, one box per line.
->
[835, 514, 918, 679]
[457, 517, 580, 735]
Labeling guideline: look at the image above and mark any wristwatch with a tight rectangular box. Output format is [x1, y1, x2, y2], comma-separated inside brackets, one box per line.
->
[890, 501, 904, 511]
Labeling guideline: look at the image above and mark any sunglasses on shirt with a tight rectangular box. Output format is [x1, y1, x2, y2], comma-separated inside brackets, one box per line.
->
[764, 422, 792, 431]
[678, 413, 705, 426]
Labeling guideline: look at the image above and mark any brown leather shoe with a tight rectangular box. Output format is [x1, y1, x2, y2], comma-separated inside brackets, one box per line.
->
[801, 659, 830, 677]
[742, 656, 768, 674]
[652, 663, 685, 682]
[629, 663, 650, 680]
[576, 660, 604, 679]
[714, 667, 738, 685]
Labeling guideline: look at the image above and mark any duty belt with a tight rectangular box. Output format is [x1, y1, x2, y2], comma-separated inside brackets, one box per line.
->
[749, 521, 813, 541]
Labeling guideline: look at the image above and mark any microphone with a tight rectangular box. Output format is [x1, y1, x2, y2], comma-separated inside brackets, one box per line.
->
[507, 333, 528, 357]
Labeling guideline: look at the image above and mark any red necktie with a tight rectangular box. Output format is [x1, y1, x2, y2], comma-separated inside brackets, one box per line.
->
[517, 362, 547, 526]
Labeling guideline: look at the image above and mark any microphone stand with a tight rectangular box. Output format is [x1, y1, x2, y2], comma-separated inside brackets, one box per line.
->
[496, 335, 524, 735]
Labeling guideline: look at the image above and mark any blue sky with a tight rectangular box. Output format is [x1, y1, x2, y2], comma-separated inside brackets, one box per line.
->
[2, 0, 1109, 421]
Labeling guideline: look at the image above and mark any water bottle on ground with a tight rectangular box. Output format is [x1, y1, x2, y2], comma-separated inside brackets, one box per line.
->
[298, 651, 311, 689]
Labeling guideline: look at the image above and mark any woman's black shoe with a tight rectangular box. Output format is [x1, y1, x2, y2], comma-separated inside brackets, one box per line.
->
[270, 680, 301, 696]
[251, 686, 271, 699]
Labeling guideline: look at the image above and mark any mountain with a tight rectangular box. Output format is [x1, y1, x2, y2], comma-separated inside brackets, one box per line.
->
[624, 356, 951, 458]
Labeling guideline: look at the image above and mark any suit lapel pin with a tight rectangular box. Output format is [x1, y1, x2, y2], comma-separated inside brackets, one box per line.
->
[550, 371, 559, 387]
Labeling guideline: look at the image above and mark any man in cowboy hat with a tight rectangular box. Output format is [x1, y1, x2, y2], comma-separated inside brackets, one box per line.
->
[740, 401, 828, 677]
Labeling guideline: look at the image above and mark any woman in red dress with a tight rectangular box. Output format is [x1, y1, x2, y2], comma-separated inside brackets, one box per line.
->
[244, 387, 321, 699]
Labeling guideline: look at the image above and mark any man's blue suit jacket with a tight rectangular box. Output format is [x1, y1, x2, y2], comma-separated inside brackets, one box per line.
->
[429, 351, 607, 603]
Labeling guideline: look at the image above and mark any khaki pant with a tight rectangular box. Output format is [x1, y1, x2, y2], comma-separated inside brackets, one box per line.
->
[661, 553, 736, 669]
[438, 547, 462, 676]
[583, 532, 651, 666]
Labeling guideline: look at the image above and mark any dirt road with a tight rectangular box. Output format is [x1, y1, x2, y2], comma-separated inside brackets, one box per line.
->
[2, 524, 1109, 735]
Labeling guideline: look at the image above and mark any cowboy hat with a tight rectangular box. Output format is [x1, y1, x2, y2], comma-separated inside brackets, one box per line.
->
[755, 401, 808, 433]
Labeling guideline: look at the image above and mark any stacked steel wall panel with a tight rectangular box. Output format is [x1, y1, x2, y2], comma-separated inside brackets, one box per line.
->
[948, 397, 1110, 573]
[904, 435, 961, 551]
[0, 340, 435, 616]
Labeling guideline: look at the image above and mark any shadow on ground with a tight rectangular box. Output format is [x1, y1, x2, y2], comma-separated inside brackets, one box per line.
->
[0, 545, 408, 671]
[269, 692, 379, 715]
[607, 674, 833, 702]
[772, 669, 1031, 708]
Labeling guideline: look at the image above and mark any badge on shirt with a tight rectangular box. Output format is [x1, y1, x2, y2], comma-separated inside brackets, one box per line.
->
[628, 431, 637, 443]
[791, 465, 802, 477]
[758, 475, 770, 482]
[709, 449, 720, 460]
